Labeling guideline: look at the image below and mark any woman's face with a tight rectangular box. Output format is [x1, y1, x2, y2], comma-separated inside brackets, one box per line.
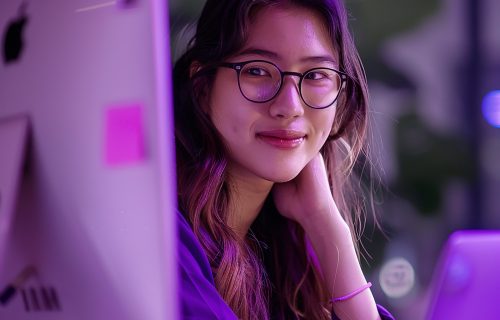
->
[208, 5, 339, 184]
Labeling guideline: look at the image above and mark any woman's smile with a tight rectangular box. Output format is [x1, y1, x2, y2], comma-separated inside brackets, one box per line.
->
[256, 129, 306, 149]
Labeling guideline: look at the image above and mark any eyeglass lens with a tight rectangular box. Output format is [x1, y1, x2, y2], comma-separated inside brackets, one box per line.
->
[237, 61, 342, 109]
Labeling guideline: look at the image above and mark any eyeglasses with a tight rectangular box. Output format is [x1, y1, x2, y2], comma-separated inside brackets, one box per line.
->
[216, 59, 347, 109]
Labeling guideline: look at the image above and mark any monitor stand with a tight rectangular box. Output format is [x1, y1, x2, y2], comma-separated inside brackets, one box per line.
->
[0, 114, 29, 265]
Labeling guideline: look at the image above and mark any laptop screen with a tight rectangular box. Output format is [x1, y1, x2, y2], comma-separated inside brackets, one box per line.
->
[426, 230, 500, 319]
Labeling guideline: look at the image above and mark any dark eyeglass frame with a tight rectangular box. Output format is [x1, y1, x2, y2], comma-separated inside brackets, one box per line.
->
[215, 59, 348, 109]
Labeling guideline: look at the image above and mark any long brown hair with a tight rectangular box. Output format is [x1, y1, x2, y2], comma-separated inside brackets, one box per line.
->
[173, 0, 371, 319]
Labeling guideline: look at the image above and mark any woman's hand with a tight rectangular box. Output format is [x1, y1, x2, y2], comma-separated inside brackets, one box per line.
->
[272, 153, 344, 228]
[273, 153, 381, 320]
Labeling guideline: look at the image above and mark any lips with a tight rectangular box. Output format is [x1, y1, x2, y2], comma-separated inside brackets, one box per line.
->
[256, 130, 306, 149]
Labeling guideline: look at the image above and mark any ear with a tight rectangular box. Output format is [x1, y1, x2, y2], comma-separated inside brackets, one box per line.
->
[189, 61, 211, 114]
[189, 61, 202, 78]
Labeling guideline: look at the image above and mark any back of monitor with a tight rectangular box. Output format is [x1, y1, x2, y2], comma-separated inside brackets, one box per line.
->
[0, 1, 177, 319]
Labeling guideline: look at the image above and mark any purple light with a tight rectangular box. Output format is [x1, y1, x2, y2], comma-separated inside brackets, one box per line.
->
[482, 90, 500, 128]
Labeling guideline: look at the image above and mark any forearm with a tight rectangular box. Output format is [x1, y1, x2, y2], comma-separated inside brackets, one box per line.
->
[301, 212, 381, 320]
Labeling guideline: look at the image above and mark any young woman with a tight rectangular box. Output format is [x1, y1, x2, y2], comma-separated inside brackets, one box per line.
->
[174, 0, 395, 319]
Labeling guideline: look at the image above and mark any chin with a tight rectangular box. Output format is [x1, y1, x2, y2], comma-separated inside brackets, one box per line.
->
[263, 168, 302, 184]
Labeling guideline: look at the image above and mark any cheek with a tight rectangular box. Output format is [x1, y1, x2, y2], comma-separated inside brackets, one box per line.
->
[209, 85, 250, 140]
[316, 109, 337, 140]
[312, 111, 337, 152]
[327, 112, 337, 136]
[208, 80, 233, 132]
[209, 107, 233, 139]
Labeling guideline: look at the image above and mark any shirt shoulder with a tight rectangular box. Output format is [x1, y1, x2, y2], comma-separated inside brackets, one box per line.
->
[177, 210, 237, 320]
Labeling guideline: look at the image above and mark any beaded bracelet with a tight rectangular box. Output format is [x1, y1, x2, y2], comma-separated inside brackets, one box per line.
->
[331, 282, 372, 303]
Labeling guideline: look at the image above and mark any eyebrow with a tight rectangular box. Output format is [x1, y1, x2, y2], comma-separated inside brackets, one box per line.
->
[236, 48, 279, 59]
[236, 47, 338, 65]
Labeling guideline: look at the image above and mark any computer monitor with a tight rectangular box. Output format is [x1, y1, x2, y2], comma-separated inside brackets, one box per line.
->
[0, 0, 177, 319]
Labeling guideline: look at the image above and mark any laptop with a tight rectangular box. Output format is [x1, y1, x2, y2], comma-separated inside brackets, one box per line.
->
[0, 1, 178, 319]
[426, 230, 500, 319]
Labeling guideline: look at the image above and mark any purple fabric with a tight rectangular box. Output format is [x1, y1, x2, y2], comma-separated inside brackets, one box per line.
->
[177, 210, 237, 319]
[177, 210, 395, 319]
[377, 304, 396, 320]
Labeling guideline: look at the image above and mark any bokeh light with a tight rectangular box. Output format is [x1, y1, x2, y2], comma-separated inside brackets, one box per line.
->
[379, 257, 415, 299]
[482, 90, 500, 128]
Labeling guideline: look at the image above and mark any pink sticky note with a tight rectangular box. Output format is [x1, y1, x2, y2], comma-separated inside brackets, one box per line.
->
[104, 104, 145, 165]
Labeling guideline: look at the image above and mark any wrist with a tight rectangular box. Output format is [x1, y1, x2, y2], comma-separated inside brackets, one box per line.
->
[299, 207, 351, 239]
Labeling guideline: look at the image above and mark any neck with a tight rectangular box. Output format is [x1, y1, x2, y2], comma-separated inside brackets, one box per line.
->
[227, 166, 273, 239]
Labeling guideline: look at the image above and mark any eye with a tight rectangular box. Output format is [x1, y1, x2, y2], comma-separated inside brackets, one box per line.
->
[305, 70, 330, 80]
[244, 66, 271, 77]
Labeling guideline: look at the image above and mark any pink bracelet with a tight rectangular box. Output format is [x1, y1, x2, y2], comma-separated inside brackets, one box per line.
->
[330, 282, 372, 303]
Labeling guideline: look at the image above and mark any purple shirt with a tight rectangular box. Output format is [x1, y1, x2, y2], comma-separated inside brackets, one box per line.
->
[177, 210, 395, 319]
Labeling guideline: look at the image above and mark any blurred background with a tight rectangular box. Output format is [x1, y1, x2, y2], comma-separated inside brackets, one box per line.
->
[168, 0, 500, 319]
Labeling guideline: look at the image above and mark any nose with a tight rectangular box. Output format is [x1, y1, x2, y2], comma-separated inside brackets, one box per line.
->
[268, 76, 304, 119]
